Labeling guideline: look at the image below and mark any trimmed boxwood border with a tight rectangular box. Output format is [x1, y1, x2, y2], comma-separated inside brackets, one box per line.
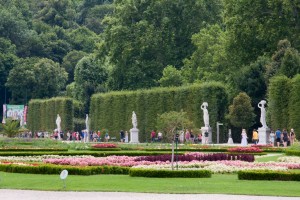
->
[0, 151, 179, 157]
[285, 150, 300, 156]
[0, 148, 68, 152]
[129, 168, 211, 178]
[0, 164, 130, 175]
[238, 170, 300, 181]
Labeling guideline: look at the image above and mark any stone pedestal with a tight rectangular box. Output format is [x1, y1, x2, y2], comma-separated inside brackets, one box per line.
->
[227, 137, 234, 144]
[258, 127, 271, 145]
[130, 128, 139, 143]
[201, 127, 212, 144]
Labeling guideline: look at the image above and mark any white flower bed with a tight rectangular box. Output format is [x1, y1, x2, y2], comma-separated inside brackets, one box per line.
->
[277, 156, 300, 163]
[132, 160, 289, 173]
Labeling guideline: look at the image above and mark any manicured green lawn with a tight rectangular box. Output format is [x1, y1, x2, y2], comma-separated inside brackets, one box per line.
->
[0, 172, 300, 196]
[255, 154, 283, 162]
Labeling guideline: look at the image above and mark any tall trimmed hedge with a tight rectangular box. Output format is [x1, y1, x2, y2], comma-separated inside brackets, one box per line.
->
[27, 97, 74, 133]
[90, 82, 228, 142]
[289, 74, 300, 138]
[268, 76, 290, 130]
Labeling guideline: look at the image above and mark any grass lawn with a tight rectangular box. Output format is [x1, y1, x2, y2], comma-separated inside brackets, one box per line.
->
[0, 172, 300, 196]
[255, 154, 283, 162]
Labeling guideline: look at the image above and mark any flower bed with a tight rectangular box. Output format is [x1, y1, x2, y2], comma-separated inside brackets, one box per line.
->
[228, 147, 263, 153]
[135, 152, 254, 162]
[92, 143, 118, 148]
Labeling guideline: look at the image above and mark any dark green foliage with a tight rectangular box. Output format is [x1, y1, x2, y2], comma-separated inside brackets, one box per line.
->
[0, 148, 67, 152]
[285, 150, 300, 157]
[238, 170, 300, 181]
[289, 75, 300, 140]
[90, 83, 228, 142]
[0, 151, 174, 157]
[27, 97, 74, 133]
[267, 76, 290, 130]
[129, 168, 211, 178]
[102, 0, 223, 90]
[227, 92, 255, 129]
[0, 164, 130, 175]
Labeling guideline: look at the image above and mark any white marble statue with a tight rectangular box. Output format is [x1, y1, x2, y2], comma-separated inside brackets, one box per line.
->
[201, 102, 210, 127]
[85, 114, 89, 131]
[258, 100, 267, 128]
[56, 114, 61, 132]
[132, 111, 137, 129]
[85, 114, 89, 143]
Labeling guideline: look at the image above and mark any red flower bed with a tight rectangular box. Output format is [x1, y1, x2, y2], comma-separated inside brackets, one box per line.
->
[92, 143, 117, 148]
[250, 144, 272, 148]
[227, 147, 263, 153]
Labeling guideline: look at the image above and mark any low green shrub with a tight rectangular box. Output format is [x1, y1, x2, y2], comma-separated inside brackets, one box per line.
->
[285, 150, 300, 156]
[144, 148, 228, 152]
[0, 164, 130, 175]
[238, 170, 300, 181]
[0, 151, 176, 157]
[129, 168, 211, 178]
[0, 148, 68, 152]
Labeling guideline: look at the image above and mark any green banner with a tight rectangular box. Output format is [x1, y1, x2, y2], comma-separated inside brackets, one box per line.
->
[6, 104, 24, 120]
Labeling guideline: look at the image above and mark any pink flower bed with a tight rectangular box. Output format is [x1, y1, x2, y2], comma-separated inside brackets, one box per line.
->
[43, 155, 300, 170]
[92, 143, 117, 148]
[43, 155, 169, 167]
[227, 147, 263, 153]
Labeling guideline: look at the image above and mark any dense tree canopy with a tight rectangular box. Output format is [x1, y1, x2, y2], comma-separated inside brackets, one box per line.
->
[0, 0, 300, 132]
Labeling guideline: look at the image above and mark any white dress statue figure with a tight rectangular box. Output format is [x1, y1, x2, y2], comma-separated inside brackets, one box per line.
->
[258, 100, 267, 128]
[132, 111, 137, 129]
[201, 102, 210, 127]
[85, 114, 89, 143]
[56, 114, 61, 132]
[241, 129, 248, 146]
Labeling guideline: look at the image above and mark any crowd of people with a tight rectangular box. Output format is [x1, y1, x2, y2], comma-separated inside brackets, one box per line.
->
[148, 129, 210, 144]
[240, 128, 297, 147]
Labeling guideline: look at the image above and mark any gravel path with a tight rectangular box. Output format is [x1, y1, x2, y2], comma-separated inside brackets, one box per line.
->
[1, 190, 299, 200]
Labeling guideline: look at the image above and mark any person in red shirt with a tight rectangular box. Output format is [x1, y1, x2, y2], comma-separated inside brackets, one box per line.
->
[151, 130, 156, 142]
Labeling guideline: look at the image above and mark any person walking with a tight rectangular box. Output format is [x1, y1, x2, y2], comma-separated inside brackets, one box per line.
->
[275, 128, 281, 147]
[241, 129, 248, 147]
[290, 128, 296, 146]
[125, 131, 129, 143]
[269, 130, 275, 147]
[151, 130, 156, 142]
[252, 129, 259, 145]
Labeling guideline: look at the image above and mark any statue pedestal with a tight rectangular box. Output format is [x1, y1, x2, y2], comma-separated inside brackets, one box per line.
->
[201, 127, 212, 144]
[227, 137, 234, 144]
[258, 127, 271, 145]
[130, 128, 139, 143]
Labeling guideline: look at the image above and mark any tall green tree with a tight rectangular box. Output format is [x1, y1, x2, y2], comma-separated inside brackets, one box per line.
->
[265, 39, 300, 82]
[74, 55, 108, 112]
[101, 0, 223, 90]
[61, 50, 87, 84]
[158, 65, 183, 87]
[182, 24, 229, 83]
[223, 0, 300, 68]
[227, 92, 255, 129]
[6, 58, 68, 102]
[234, 56, 269, 104]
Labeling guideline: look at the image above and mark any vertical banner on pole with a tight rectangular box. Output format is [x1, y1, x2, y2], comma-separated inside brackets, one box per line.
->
[23, 106, 28, 125]
[2, 104, 6, 124]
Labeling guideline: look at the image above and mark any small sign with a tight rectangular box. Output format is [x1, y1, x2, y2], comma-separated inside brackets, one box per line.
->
[60, 170, 68, 180]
